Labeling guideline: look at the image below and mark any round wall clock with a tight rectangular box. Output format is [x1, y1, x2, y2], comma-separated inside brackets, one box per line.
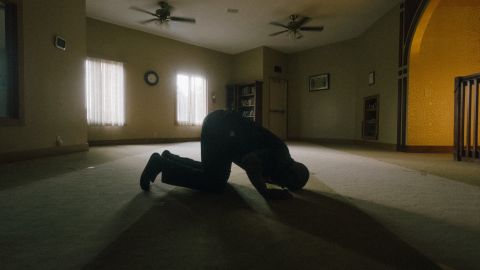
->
[144, 71, 159, 86]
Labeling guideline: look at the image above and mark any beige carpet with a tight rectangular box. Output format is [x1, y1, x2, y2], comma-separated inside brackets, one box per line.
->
[0, 142, 478, 269]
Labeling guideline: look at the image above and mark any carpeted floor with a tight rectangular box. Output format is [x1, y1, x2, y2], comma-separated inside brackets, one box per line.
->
[0, 142, 479, 269]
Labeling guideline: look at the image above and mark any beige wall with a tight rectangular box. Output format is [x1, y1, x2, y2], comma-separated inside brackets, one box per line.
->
[287, 5, 399, 144]
[231, 47, 263, 84]
[407, 0, 480, 146]
[86, 19, 232, 141]
[355, 5, 399, 144]
[231, 46, 289, 127]
[0, 0, 87, 154]
[288, 40, 358, 140]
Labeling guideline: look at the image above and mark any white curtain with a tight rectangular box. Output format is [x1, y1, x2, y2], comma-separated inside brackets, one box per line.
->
[85, 58, 125, 126]
[176, 74, 207, 125]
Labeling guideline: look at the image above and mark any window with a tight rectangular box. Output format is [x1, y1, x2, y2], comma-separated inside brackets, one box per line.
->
[176, 74, 207, 125]
[0, 0, 19, 120]
[85, 58, 125, 126]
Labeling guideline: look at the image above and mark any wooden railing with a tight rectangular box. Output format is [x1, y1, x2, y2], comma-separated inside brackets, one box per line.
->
[454, 73, 480, 161]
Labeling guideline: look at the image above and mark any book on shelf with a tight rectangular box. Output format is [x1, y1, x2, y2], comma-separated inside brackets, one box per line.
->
[242, 110, 255, 118]
[240, 98, 254, 106]
[241, 86, 256, 96]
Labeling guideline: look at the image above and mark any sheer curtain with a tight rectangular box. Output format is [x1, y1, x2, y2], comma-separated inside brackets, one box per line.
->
[176, 74, 207, 125]
[85, 58, 125, 126]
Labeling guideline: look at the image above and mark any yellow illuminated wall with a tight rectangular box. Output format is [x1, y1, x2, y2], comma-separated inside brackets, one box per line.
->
[407, 0, 480, 146]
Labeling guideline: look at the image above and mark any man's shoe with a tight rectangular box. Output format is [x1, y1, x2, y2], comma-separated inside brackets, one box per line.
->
[140, 153, 162, 191]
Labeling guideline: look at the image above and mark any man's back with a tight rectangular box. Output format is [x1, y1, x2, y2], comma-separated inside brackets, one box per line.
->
[217, 111, 293, 177]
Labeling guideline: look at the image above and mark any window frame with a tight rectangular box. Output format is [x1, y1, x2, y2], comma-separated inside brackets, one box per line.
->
[0, 0, 22, 126]
[174, 73, 208, 126]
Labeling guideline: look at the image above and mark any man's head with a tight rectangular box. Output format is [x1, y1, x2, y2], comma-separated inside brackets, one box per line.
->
[272, 161, 310, 191]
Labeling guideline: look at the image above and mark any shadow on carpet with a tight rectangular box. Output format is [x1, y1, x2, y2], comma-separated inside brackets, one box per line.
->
[83, 184, 439, 270]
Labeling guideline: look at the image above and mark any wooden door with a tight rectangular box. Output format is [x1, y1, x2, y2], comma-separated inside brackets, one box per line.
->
[268, 78, 287, 139]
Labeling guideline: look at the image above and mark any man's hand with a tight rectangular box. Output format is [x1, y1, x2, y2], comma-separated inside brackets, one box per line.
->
[262, 189, 293, 200]
[239, 152, 292, 200]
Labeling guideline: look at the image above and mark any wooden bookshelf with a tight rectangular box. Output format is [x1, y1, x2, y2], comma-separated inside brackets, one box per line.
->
[226, 81, 263, 124]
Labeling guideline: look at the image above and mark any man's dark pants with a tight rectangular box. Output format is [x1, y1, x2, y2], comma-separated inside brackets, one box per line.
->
[161, 110, 234, 192]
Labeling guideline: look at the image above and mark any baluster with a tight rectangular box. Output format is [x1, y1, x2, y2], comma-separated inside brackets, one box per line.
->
[454, 78, 461, 160]
[460, 81, 466, 158]
[475, 78, 479, 159]
[467, 80, 472, 158]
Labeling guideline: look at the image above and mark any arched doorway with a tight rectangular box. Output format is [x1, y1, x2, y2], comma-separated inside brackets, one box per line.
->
[399, 0, 480, 151]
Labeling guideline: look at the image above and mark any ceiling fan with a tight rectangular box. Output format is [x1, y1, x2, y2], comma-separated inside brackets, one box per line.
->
[269, 15, 324, 39]
[130, 1, 196, 25]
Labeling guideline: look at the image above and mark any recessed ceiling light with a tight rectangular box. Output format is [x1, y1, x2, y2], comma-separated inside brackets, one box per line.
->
[227, 8, 239, 14]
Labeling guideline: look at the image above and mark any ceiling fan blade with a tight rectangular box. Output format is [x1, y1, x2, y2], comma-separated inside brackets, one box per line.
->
[130, 6, 158, 17]
[295, 32, 304, 39]
[170, 16, 196, 23]
[295, 16, 311, 28]
[299, 26, 324, 31]
[269, 30, 289, 36]
[140, 18, 159, 24]
[270, 22, 288, 28]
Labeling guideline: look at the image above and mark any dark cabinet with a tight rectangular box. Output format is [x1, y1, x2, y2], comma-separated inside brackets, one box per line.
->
[362, 95, 379, 140]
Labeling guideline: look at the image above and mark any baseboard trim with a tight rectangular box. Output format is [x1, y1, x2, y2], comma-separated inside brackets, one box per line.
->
[354, 140, 397, 150]
[289, 137, 397, 150]
[0, 143, 89, 164]
[88, 137, 200, 146]
[289, 137, 454, 153]
[289, 137, 356, 145]
[403, 145, 454, 153]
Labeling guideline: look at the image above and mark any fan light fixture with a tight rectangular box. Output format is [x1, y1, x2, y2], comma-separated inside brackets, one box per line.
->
[269, 14, 324, 40]
[131, 1, 196, 25]
[288, 31, 302, 40]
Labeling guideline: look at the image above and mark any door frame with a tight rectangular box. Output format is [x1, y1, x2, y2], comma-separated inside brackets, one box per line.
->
[268, 76, 289, 140]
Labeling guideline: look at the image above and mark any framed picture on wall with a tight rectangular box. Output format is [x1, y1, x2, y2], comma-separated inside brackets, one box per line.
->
[369, 71, 375, 85]
[309, 73, 330, 91]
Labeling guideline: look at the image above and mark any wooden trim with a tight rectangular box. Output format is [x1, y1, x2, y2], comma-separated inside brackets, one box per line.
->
[467, 81, 472, 157]
[401, 76, 407, 147]
[88, 137, 200, 146]
[255, 81, 263, 125]
[405, 0, 430, 55]
[397, 78, 403, 150]
[286, 79, 289, 139]
[0, 117, 24, 126]
[0, 143, 89, 164]
[454, 77, 461, 160]
[354, 140, 397, 150]
[397, 0, 429, 151]
[0, 0, 23, 124]
[288, 138, 397, 151]
[399, 5, 404, 66]
[268, 76, 288, 139]
[474, 80, 479, 159]
[458, 73, 480, 81]
[290, 138, 453, 153]
[403, 146, 454, 153]
[289, 137, 356, 145]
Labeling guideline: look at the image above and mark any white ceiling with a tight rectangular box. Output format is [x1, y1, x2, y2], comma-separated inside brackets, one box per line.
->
[86, 0, 400, 55]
